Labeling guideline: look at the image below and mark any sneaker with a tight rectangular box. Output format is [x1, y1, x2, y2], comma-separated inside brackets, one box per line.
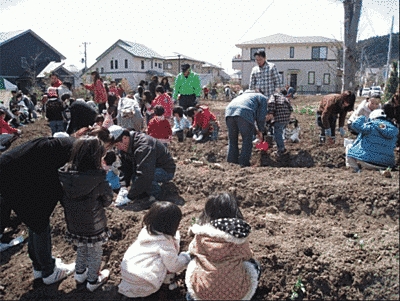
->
[115, 188, 130, 206]
[86, 269, 110, 292]
[195, 134, 203, 142]
[43, 267, 69, 285]
[192, 134, 198, 140]
[55, 258, 75, 275]
[33, 269, 42, 279]
[252, 138, 260, 144]
[74, 269, 88, 284]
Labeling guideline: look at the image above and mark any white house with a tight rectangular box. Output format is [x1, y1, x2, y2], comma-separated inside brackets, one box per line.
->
[83, 39, 165, 91]
[232, 33, 342, 94]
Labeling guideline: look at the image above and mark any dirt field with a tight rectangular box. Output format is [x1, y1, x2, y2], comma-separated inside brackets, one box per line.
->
[1, 95, 399, 301]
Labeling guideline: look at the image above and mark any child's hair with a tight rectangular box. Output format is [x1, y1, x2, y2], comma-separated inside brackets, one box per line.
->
[67, 136, 105, 172]
[198, 192, 244, 225]
[143, 201, 182, 237]
[155, 85, 165, 94]
[153, 105, 165, 116]
[103, 150, 117, 166]
[173, 106, 184, 118]
[95, 114, 105, 123]
[186, 107, 196, 118]
[280, 89, 288, 96]
[383, 103, 395, 121]
[61, 93, 71, 102]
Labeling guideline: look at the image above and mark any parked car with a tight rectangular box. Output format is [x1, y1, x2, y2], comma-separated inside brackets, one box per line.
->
[369, 86, 382, 97]
[361, 87, 370, 97]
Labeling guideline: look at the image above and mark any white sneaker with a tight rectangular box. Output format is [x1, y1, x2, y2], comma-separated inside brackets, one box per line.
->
[74, 269, 88, 284]
[192, 134, 198, 140]
[86, 269, 110, 292]
[195, 134, 203, 141]
[55, 258, 75, 275]
[33, 269, 42, 279]
[115, 188, 130, 206]
[43, 267, 69, 285]
[252, 138, 260, 144]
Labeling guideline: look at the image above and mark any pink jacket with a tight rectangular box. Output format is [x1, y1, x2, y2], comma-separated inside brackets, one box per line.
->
[84, 79, 107, 104]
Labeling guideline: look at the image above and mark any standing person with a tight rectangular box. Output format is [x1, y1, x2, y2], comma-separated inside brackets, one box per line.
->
[266, 89, 293, 155]
[108, 125, 176, 211]
[316, 90, 356, 143]
[82, 71, 107, 113]
[118, 202, 190, 298]
[108, 80, 119, 96]
[210, 85, 218, 101]
[0, 136, 76, 284]
[50, 72, 63, 88]
[225, 90, 268, 167]
[58, 137, 112, 292]
[45, 88, 66, 135]
[148, 76, 159, 101]
[202, 86, 209, 100]
[249, 50, 282, 100]
[185, 193, 260, 301]
[173, 64, 202, 110]
[66, 99, 98, 135]
[151, 85, 174, 119]
[160, 77, 171, 92]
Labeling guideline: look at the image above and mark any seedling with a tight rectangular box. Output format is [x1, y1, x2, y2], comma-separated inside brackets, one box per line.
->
[190, 217, 197, 226]
[290, 277, 306, 300]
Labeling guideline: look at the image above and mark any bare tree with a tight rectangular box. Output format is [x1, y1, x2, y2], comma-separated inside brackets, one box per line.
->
[341, 0, 362, 92]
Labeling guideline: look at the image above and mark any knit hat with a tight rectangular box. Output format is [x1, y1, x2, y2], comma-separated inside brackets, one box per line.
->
[108, 125, 124, 140]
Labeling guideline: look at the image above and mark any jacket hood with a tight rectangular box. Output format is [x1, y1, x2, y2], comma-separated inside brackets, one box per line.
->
[137, 227, 180, 243]
[59, 167, 107, 199]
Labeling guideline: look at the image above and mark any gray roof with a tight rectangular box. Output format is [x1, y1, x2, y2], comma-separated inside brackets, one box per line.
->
[0, 29, 66, 59]
[96, 40, 164, 61]
[237, 33, 340, 46]
[37, 61, 64, 78]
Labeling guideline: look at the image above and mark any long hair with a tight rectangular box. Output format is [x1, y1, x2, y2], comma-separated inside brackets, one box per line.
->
[67, 136, 105, 172]
[198, 192, 244, 225]
[91, 71, 101, 82]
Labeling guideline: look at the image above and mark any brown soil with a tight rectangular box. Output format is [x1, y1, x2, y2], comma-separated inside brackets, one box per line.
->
[1, 96, 399, 301]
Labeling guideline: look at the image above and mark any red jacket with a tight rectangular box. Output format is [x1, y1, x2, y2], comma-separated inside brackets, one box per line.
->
[147, 116, 172, 143]
[84, 79, 107, 104]
[0, 118, 18, 134]
[109, 87, 119, 97]
[51, 79, 63, 88]
[193, 105, 217, 131]
[151, 93, 173, 118]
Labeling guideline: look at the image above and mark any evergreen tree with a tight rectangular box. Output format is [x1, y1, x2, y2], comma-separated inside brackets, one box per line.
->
[384, 61, 399, 102]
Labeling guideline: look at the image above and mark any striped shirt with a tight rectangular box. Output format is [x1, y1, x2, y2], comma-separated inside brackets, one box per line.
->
[249, 61, 282, 100]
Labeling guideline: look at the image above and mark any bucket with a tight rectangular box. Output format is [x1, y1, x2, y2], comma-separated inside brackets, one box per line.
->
[343, 138, 354, 147]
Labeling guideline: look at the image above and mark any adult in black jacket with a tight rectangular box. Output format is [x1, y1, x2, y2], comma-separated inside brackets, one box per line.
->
[109, 125, 176, 209]
[0, 137, 75, 284]
[66, 99, 98, 135]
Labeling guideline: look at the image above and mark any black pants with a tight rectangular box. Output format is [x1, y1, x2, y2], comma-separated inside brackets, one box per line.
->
[98, 103, 106, 114]
[317, 114, 337, 137]
[179, 94, 197, 111]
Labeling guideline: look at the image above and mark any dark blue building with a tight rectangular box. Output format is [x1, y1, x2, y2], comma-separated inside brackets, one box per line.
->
[0, 29, 65, 92]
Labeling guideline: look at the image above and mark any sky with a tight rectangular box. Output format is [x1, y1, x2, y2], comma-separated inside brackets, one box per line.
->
[0, 0, 398, 74]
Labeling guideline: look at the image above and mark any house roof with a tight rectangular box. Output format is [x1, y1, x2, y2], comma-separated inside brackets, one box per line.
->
[0, 29, 66, 59]
[164, 52, 222, 70]
[37, 61, 74, 78]
[95, 39, 164, 61]
[236, 33, 340, 46]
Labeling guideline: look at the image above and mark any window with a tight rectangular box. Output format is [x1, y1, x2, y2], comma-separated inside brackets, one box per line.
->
[110, 60, 114, 69]
[250, 48, 265, 61]
[141, 60, 144, 69]
[96, 67, 99, 72]
[279, 71, 284, 84]
[165, 63, 172, 70]
[290, 47, 294, 58]
[312, 46, 327, 60]
[323, 73, 330, 85]
[308, 71, 315, 84]
[192, 64, 195, 70]
[115, 60, 118, 69]
[125, 59, 128, 69]
[158, 63, 162, 68]
[100, 67, 104, 73]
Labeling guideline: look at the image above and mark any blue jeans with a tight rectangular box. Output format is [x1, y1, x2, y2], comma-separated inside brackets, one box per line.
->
[273, 122, 287, 152]
[151, 168, 174, 198]
[28, 224, 55, 277]
[226, 116, 255, 167]
[49, 120, 65, 136]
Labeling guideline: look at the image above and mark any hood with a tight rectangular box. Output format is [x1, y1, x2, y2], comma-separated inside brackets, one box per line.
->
[137, 227, 180, 244]
[59, 167, 106, 199]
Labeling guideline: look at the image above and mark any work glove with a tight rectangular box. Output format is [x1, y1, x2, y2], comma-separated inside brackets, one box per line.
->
[339, 127, 345, 137]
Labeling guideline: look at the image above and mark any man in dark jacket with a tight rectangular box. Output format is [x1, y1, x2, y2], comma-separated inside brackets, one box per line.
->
[108, 125, 176, 210]
[66, 99, 98, 135]
[0, 137, 75, 284]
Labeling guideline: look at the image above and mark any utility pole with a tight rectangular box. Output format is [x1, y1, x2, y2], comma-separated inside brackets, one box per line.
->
[177, 54, 181, 75]
[385, 16, 394, 82]
[82, 42, 91, 72]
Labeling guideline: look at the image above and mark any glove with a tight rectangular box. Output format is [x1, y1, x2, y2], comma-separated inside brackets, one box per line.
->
[324, 128, 332, 137]
[339, 127, 345, 137]
[16, 129, 22, 135]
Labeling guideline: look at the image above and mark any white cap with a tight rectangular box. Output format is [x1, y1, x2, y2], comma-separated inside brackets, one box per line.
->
[108, 125, 124, 140]
[369, 109, 386, 120]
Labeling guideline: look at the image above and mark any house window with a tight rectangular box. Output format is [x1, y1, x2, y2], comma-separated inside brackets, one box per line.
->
[115, 60, 118, 69]
[312, 46, 328, 60]
[323, 73, 330, 85]
[158, 63, 162, 68]
[250, 48, 265, 61]
[290, 47, 294, 58]
[110, 60, 114, 69]
[96, 68, 99, 72]
[192, 64, 195, 70]
[308, 71, 315, 84]
[125, 59, 128, 69]
[165, 63, 172, 70]
[279, 71, 284, 84]
[100, 67, 104, 73]
[141, 60, 144, 69]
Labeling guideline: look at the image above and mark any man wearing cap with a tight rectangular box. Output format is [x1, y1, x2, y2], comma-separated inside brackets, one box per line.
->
[173, 64, 202, 110]
[108, 125, 176, 210]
